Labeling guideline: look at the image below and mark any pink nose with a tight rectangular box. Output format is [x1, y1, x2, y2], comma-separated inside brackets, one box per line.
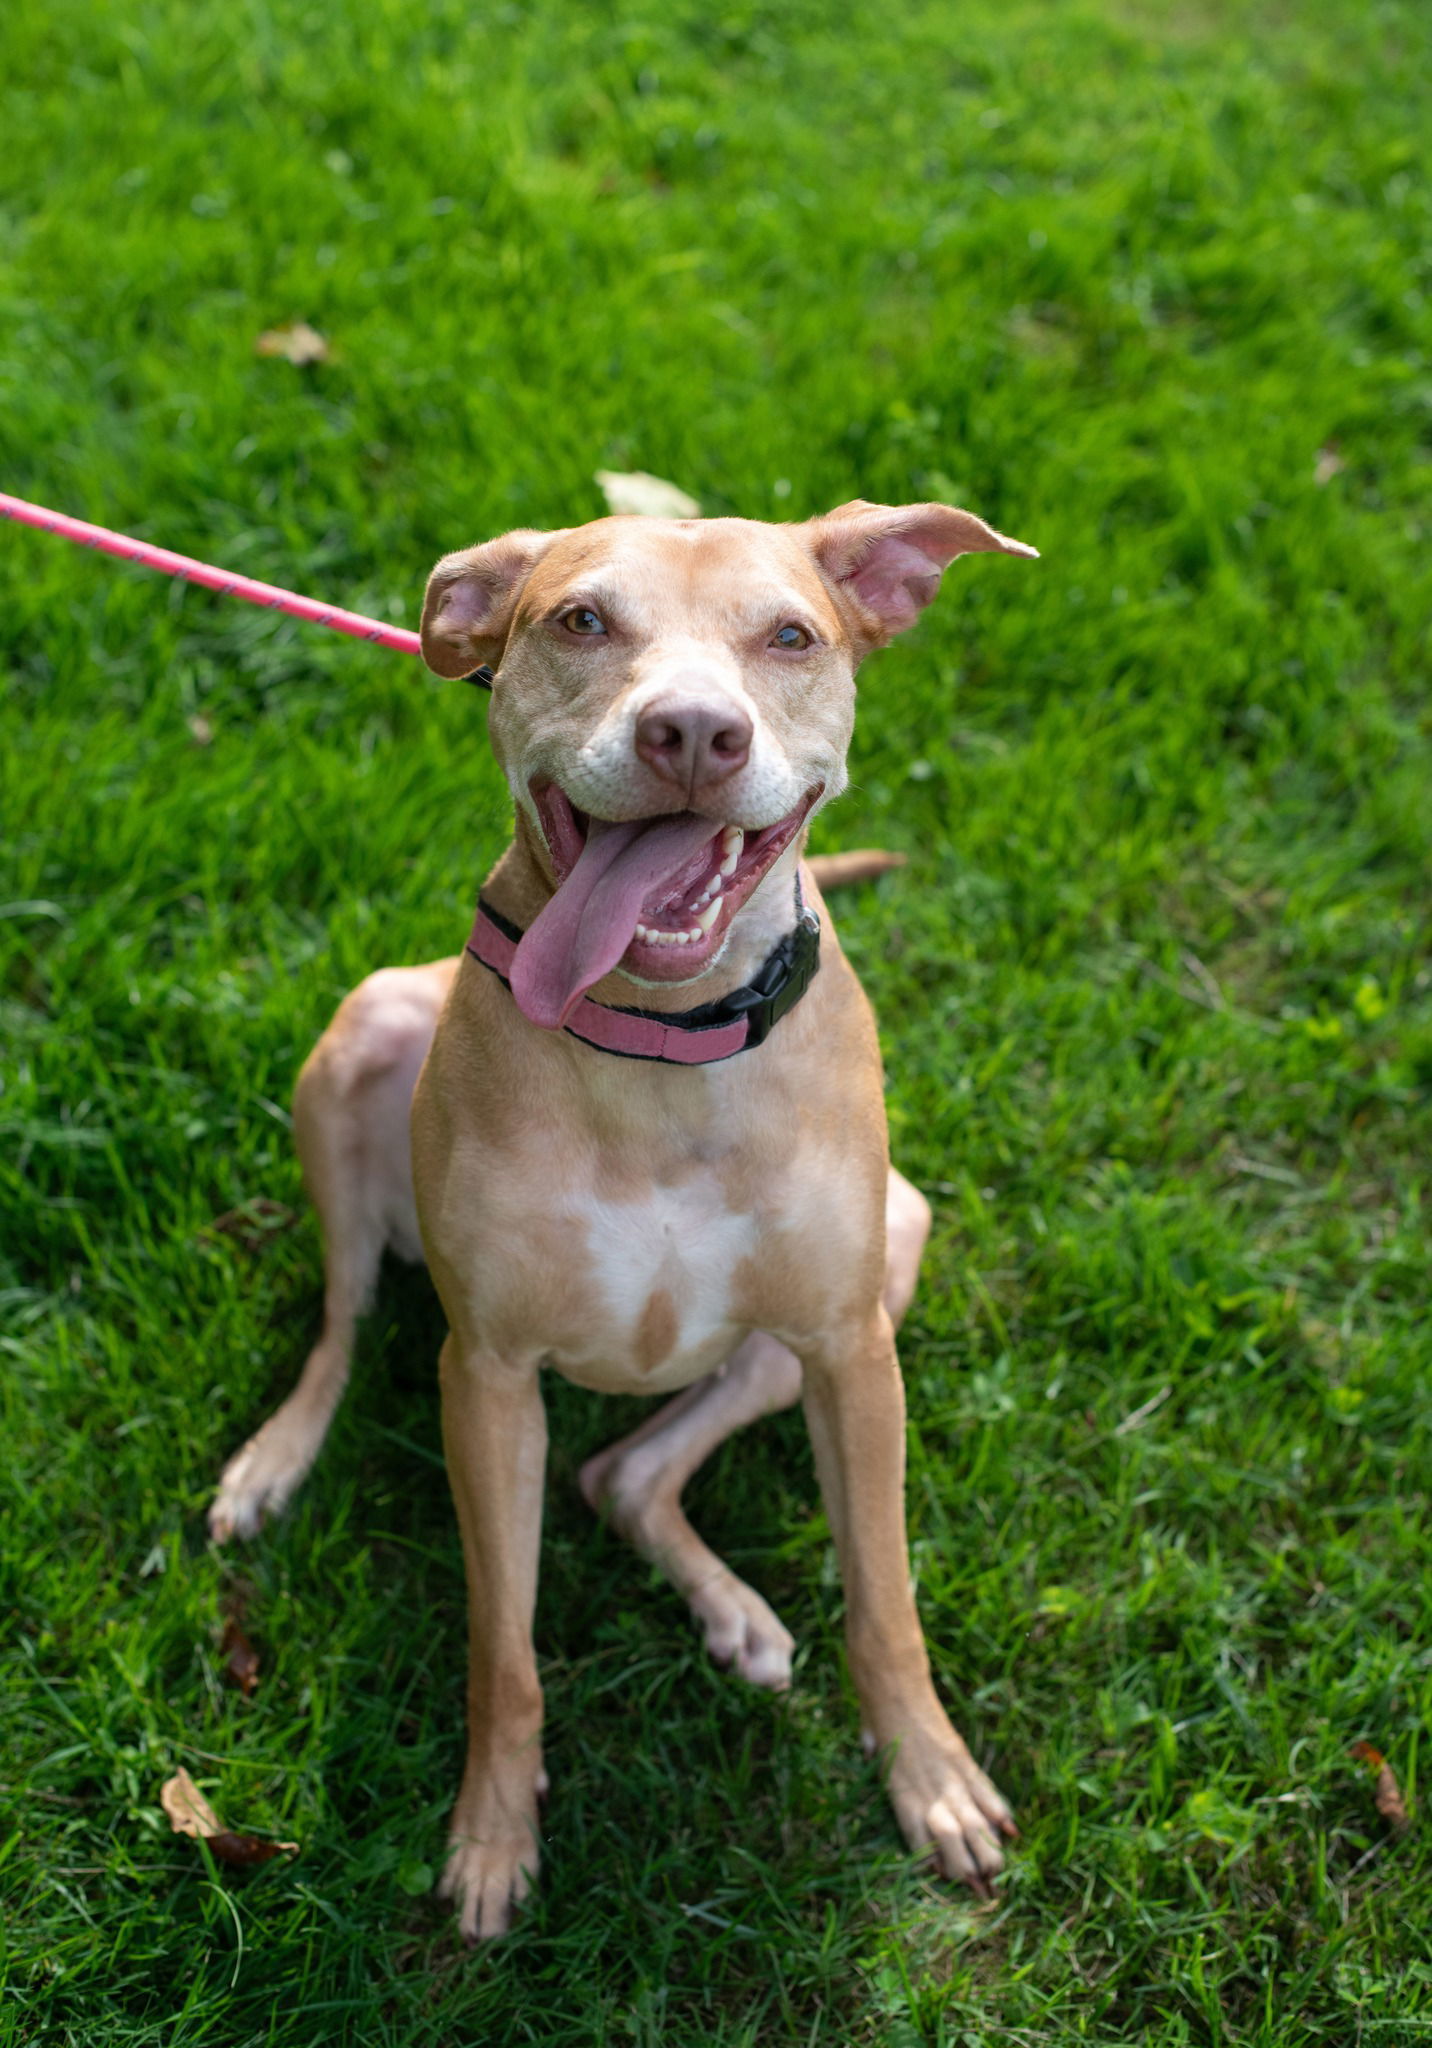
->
[635, 696, 752, 790]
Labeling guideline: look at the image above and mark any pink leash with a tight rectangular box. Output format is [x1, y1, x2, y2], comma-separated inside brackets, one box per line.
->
[3, 488, 821, 1062]
[0, 490, 422, 658]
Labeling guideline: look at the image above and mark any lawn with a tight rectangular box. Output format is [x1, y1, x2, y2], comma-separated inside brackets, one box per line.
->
[3, 0, 1431, 2039]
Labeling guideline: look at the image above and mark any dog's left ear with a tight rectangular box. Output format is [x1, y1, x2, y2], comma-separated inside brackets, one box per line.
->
[805, 499, 1038, 650]
[420, 527, 570, 678]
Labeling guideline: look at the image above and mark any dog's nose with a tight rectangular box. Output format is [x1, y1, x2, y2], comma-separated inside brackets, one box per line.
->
[635, 696, 752, 789]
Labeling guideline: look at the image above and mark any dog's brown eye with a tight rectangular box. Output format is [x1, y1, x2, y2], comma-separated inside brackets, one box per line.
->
[771, 623, 810, 650]
[562, 606, 607, 637]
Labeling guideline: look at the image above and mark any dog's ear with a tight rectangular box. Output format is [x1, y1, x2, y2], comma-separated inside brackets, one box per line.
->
[420, 528, 570, 678]
[805, 499, 1038, 650]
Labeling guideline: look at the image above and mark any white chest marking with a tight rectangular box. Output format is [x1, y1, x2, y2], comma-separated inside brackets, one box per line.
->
[570, 1183, 758, 1362]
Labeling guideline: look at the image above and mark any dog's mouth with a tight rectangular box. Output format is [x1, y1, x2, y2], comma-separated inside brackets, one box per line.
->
[510, 783, 820, 1029]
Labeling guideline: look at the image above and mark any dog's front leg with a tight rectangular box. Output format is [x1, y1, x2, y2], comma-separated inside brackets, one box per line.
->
[436, 1334, 548, 1941]
[801, 1310, 1015, 1896]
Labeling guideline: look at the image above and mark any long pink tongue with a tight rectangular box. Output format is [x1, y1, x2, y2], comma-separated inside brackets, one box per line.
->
[510, 812, 719, 1029]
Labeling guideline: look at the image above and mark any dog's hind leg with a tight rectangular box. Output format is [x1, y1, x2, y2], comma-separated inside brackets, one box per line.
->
[208, 961, 456, 1541]
[579, 1167, 931, 1689]
[879, 1165, 934, 1327]
[579, 1333, 804, 1688]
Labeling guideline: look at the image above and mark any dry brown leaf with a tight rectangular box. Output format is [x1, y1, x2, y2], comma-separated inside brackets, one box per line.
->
[161, 1767, 298, 1862]
[221, 1618, 261, 1697]
[594, 469, 701, 519]
[207, 1831, 291, 1867]
[806, 849, 908, 889]
[203, 1198, 296, 1251]
[256, 321, 330, 366]
[1350, 1741, 1411, 1831]
[161, 1767, 222, 1840]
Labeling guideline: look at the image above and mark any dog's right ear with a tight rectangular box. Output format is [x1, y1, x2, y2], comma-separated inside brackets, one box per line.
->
[420, 529, 569, 678]
[804, 499, 1038, 653]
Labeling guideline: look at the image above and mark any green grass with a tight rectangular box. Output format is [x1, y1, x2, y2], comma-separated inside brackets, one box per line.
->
[4, 0, 1432, 2038]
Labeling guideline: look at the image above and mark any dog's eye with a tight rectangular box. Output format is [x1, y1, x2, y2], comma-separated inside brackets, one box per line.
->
[771, 623, 810, 650]
[562, 606, 607, 637]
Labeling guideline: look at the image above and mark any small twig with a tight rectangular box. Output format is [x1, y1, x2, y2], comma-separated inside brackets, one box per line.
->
[1227, 1153, 1305, 1187]
[1341, 1838, 1388, 1884]
[1113, 1385, 1172, 1437]
[1179, 949, 1226, 1010]
[1130, 950, 1282, 1035]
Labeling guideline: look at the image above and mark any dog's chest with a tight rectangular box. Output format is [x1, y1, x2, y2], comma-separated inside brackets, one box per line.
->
[553, 1173, 760, 1391]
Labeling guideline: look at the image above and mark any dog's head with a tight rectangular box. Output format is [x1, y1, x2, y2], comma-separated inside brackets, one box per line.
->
[421, 501, 1036, 1028]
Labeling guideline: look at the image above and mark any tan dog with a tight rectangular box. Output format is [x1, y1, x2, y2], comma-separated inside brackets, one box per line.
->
[211, 499, 1036, 1939]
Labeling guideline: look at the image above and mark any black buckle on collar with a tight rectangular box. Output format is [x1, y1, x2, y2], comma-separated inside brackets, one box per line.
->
[602, 875, 820, 1048]
[706, 904, 821, 1047]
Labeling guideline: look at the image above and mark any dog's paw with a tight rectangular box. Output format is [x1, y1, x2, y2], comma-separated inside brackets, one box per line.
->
[691, 1573, 795, 1691]
[878, 1726, 1015, 1898]
[207, 1423, 314, 1541]
[439, 1790, 542, 1942]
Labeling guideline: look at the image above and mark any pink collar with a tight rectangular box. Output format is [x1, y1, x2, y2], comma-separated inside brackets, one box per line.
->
[465, 890, 821, 1065]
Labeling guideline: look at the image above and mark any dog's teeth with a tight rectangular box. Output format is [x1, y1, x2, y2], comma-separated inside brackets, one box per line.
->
[643, 921, 716, 946]
[719, 828, 743, 877]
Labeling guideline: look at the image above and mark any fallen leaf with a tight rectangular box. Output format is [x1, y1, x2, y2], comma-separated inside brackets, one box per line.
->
[161, 1767, 222, 1841]
[221, 1618, 261, 1697]
[256, 321, 330, 366]
[207, 1831, 290, 1867]
[1350, 1741, 1410, 1831]
[1314, 443, 1345, 486]
[203, 1198, 296, 1251]
[805, 849, 908, 889]
[594, 469, 701, 519]
[160, 1767, 299, 1861]
[187, 714, 213, 747]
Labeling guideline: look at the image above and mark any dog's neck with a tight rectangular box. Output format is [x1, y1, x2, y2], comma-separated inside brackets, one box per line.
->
[481, 810, 809, 1019]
